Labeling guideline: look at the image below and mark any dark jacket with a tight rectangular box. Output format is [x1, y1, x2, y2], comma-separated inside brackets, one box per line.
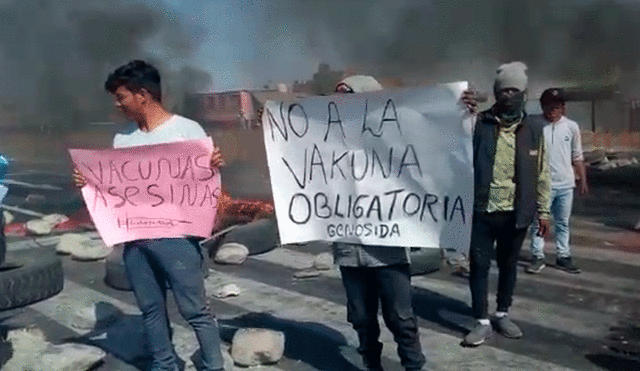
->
[473, 109, 545, 229]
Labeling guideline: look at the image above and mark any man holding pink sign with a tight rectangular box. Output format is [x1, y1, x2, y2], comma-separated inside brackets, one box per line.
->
[72, 60, 225, 371]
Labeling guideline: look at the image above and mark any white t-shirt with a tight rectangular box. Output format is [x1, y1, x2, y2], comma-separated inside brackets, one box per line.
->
[540, 115, 584, 189]
[113, 115, 208, 148]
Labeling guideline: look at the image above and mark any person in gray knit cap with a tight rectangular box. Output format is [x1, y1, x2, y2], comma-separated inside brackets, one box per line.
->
[462, 62, 551, 347]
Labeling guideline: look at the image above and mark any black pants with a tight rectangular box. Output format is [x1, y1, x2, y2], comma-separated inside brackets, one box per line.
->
[340, 264, 425, 370]
[469, 211, 528, 319]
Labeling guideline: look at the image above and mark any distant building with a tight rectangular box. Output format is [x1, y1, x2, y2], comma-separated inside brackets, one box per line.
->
[182, 89, 309, 131]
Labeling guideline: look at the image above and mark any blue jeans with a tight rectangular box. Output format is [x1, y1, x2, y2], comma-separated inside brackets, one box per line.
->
[530, 187, 574, 259]
[123, 238, 223, 371]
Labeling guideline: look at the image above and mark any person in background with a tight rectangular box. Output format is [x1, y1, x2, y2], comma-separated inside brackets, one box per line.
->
[526, 88, 587, 274]
[463, 62, 551, 347]
[74, 60, 225, 371]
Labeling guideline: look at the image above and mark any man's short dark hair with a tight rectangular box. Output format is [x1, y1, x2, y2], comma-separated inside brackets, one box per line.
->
[105, 60, 162, 102]
[539, 88, 566, 106]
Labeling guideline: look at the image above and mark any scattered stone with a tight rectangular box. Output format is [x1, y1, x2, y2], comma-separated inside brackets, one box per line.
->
[5, 327, 106, 371]
[444, 251, 470, 273]
[231, 328, 285, 366]
[313, 252, 334, 270]
[293, 269, 320, 279]
[37, 343, 106, 371]
[70, 238, 112, 261]
[216, 284, 241, 299]
[26, 214, 69, 235]
[26, 219, 57, 235]
[70, 303, 122, 331]
[214, 242, 249, 265]
[56, 233, 91, 255]
[614, 158, 633, 168]
[4, 328, 49, 370]
[56, 232, 111, 261]
[3, 210, 13, 224]
[42, 214, 70, 225]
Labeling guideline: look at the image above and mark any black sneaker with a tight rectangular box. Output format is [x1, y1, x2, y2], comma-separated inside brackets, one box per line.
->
[556, 257, 581, 274]
[526, 257, 546, 274]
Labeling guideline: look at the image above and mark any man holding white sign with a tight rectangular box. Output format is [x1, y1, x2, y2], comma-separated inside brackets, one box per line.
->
[73, 61, 225, 371]
[263, 74, 476, 371]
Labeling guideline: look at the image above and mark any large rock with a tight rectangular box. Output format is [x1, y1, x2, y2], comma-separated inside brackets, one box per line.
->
[57, 232, 112, 261]
[4, 328, 49, 370]
[3, 210, 13, 225]
[215, 283, 241, 299]
[26, 219, 57, 235]
[70, 239, 112, 262]
[231, 328, 285, 367]
[26, 214, 69, 235]
[36, 343, 106, 371]
[214, 242, 249, 265]
[293, 269, 320, 279]
[4, 327, 106, 371]
[42, 214, 69, 225]
[56, 233, 91, 255]
[313, 252, 334, 270]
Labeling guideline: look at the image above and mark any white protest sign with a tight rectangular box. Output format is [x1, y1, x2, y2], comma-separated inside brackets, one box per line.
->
[262, 83, 473, 249]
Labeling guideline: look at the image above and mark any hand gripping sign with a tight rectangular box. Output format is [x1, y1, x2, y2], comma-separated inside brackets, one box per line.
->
[69, 138, 221, 246]
[262, 83, 474, 250]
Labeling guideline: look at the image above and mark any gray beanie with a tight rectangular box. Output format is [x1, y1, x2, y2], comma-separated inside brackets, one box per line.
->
[494, 62, 528, 93]
[336, 75, 383, 93]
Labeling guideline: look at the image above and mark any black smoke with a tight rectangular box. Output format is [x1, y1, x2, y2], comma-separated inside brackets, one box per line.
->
[0, 0, 211, 129]
[264, 0, 640, 92]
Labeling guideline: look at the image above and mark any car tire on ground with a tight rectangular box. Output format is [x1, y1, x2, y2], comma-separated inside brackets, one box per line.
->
[409, 247, 441, 276]
[202, 217, 280, 258]
[0, 248, 64, 310]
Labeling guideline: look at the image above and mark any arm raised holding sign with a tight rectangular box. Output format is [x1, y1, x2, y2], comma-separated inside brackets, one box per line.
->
[328, 75, 429, 371]
[72, 167, 87, 188]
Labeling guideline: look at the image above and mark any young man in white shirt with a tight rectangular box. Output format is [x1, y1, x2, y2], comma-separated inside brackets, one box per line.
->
[74, 60, 225, 371]
[527, 88, 588, 275]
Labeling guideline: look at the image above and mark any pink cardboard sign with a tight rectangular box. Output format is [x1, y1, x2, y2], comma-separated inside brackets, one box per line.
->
[69, 138, 220, 246]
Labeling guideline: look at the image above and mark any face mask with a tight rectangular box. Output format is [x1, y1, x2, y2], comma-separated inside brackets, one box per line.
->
[495, 91, 526, 122]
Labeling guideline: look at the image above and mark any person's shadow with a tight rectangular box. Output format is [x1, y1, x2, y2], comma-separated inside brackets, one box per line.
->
[412, 283, 475, 337]
[70, 302, 154, 370]
[71, 302, 361, 371]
